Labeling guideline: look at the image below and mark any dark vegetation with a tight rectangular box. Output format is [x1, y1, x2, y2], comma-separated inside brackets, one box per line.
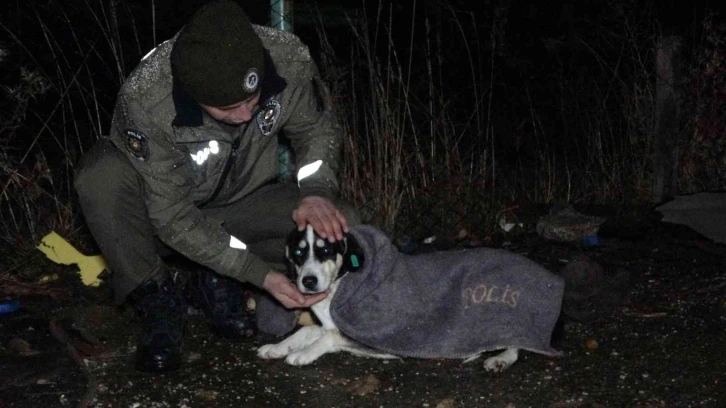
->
[0, 0, 724, 281]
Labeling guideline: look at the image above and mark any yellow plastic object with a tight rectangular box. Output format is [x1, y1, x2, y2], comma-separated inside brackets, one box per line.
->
[37, 232, 107, 286]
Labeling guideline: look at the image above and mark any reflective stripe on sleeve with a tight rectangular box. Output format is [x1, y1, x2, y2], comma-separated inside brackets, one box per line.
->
[297, 160, 323, 185]
[229, 235, 247, 250]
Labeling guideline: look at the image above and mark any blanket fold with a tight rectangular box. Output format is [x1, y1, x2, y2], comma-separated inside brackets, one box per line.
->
[331, 225, 565, 359]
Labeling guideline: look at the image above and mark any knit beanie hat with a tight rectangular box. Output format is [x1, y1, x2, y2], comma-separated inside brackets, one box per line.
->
[171, 0, 264, 107]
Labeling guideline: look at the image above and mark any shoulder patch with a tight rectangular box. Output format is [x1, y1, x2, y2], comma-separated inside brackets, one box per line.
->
[256, 99, 282, 136]
[124, 129, 149, 160]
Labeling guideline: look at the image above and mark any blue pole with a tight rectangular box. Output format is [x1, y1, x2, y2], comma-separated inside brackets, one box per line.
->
[270, 0, 294, 181]
[270, 0, 293, 32]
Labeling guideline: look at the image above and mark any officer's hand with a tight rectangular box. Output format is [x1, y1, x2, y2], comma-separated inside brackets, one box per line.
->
[292, 196, 348, 242]
[262, 270, 327, 308]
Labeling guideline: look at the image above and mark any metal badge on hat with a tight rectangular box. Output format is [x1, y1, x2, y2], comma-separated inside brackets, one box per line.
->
[244, 68, 259, 93]
[256, 99, 281, 136]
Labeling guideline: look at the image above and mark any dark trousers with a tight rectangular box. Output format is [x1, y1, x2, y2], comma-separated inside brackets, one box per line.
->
[74, 139, 359, 308]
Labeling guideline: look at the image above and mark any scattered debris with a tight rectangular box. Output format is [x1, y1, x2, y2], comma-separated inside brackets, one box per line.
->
[423, 235, 437, 245]
[498, 209, 524, 233]
[536, 205, 606, 243]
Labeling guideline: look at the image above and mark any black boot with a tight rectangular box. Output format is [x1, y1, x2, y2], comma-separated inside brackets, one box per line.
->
[129, 279, 185, 372]
[186, 269, 256, 339]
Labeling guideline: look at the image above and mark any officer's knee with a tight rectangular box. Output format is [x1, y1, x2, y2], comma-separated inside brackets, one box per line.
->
[75, 139, 138, 203]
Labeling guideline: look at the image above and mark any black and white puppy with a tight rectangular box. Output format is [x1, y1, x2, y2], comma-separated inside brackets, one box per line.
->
[257, 225, 395, 365]
[257, 225, 519, 370]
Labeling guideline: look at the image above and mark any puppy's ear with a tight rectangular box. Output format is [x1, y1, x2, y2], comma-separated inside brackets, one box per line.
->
[284, 227, 304, 279]
[286, 227, 304, 257]
[284, 241, 296, 280]
[338, 233, 365, 272]
[285, 258, 297, 280]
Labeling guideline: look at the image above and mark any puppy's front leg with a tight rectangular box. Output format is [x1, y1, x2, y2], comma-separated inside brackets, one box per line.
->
[258, 326, 326, 359]
[285, 328, 350, 366]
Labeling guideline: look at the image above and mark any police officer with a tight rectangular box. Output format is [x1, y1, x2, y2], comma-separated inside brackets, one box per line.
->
[74, 0, 356, 372]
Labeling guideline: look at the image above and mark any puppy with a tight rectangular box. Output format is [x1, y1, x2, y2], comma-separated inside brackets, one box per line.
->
[257, 225, 519, 371]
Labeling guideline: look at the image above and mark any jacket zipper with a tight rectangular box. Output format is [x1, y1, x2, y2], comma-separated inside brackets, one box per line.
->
[198, 137, 241, 208]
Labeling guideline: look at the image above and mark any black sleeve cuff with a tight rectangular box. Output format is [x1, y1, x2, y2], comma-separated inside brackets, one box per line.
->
[299, 182, 335, 201]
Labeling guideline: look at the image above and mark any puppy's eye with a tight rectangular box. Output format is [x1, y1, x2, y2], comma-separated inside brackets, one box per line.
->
[294, 248, 303, 257]
[319, 247, 332, 256]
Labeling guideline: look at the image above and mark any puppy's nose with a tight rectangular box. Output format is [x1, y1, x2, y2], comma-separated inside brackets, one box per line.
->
[302, 276, 318, 290]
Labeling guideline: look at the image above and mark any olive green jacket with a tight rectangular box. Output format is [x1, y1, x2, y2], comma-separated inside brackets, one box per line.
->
[107, 25, 342, 288]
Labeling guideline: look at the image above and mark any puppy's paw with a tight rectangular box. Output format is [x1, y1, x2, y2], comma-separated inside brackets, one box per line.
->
[285, 350, 319, 366]
[484, 349, 518, 372]
[257, 343, 290, 359]
[483, 357, 512, 372]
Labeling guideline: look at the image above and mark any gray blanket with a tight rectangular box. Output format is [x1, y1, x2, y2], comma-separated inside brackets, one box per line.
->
[331, 225, 565, 359]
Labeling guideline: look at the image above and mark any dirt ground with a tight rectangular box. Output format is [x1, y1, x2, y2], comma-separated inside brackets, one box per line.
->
[1, 212, 725, 408]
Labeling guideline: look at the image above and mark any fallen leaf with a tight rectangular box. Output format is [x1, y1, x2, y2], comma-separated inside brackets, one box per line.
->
[8, 338, 40, 356]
